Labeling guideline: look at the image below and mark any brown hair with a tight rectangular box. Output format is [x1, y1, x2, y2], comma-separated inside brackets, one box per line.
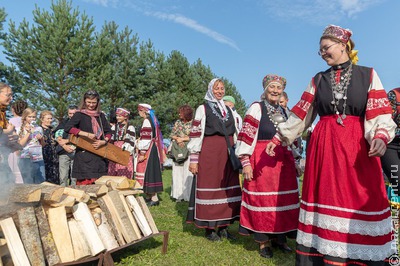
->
[20, 108, 37, 138]
[0, 82, 10, 93]
[78, 90, 101, 112]
[320, 36, 355, 58]
[179, 105, 193, 122]
[11, 100, 28, 116]
[40, 110, 53, 121]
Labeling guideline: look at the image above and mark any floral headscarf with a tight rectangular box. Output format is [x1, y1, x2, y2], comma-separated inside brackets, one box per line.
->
[204, 78, 228, 116]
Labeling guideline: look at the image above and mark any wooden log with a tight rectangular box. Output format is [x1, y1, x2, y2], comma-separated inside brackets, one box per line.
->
[62, 187, 90, 203]
[69, 134, 130, 166]
[96, 197, 125, 246]
[72, 202, 105, 256]
[125, 196, 152, 237]
[103, 191, 138, 243]
[34, 206, 60, 266]
[67, 219, 91, 260]
[74, 184, 108, 197]
[0, 217, 31, 266]
[95, 176, 130, 190]
[46, 195, 76, 208]
[96, 212, 119, 251]
[118, 189, 143, 196]
[8, 185, 41, 203]
[0, 238, 8, 258]
[136, 196, 159, 234]
[17, 207, 45, 266]
[39, 185, 64, 203]
[119, 194, 141, 239]
[47, 206, 74, 263]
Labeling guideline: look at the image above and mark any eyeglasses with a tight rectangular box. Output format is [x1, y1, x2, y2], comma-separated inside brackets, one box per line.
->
[318, 43, 339, 56]
[1, 92, 13, 98]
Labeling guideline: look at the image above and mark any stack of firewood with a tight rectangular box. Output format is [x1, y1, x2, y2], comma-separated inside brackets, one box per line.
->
[0, 176, 159, 266]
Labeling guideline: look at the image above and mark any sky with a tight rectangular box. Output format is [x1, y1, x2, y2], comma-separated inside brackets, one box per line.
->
[1, 0, 400, 107]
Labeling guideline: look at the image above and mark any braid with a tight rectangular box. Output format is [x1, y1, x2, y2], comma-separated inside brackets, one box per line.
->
[12, 100, 28, 116]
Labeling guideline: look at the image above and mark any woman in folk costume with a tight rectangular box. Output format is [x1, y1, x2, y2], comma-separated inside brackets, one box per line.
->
[266, 25, 397, 265]
[187, 78, 242, 241]
[108, 107, 136, 178]
[235, 74, 299, 259]
[136, 103, 164, 206]
[64, 90, 112, 185]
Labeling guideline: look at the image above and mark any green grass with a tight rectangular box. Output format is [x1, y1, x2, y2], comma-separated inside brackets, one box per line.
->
[112, 170, 296, 266]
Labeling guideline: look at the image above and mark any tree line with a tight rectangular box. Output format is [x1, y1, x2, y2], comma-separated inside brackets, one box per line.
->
[0, 0, 245, 135]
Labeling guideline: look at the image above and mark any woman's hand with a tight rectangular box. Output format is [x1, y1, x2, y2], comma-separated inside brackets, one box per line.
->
[92, 139, 106, 149]
[87, 132, 96, 140]
[265, 142, 277, 156]
[368, 138, 387, 157]
[138, 154, 146, 162]
[3, 123, 15, 135]
[189, 163, 198, 174]
[242, 165, 253, 181]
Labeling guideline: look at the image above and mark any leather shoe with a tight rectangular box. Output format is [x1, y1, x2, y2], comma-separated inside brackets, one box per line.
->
[147, 200, 160, 207]
[278, 243, 292, 253]
[217, 229, 236, 240]
[259, 247, 273, 258]
[205, 231, 221, 242]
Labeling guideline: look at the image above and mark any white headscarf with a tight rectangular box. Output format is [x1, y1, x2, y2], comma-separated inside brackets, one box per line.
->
[204, 78, 228, 116]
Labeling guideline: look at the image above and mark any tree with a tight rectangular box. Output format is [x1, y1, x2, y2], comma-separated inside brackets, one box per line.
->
[3, 0, 95, 120]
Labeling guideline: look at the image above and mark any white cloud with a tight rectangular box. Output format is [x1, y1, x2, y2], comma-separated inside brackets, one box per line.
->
[145, 11, 240, 51]
[82, 0, 240, 51]
[262, 0, 385, 24]
[82, 0, 119, 8]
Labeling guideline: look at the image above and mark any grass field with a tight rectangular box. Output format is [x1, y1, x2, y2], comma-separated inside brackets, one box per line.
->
[112, 170, 297, 266]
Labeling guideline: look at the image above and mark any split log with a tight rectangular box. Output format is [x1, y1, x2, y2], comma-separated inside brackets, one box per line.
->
[0, 217, 31, 266]
[125, 196, 152, 237]
[34, 206, 60, 266]
[96, 212, 119, 251]
[97, 197, 125, 246]
[119, 194, 141, 239]
[74, 184, 108, 197]
[103, 191, 138, 243]
[47, 206, 74, 263]
[67, 219, 91, 260]
[136, 197, 159, 234]
[39, 185, 64, 203]
[72, 202, 105, 256]
[17, 207, 45, 266]
[95, 176, 130, 190]
[62, 188, 90, 203]
[0, 238, 8, 257]
[118, 189, 143, 196]
[8, 185, 41, 203]
[46, 195, 76, 208]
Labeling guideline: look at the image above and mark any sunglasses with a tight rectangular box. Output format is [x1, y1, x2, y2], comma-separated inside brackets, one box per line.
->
[85, 90, 99, 97]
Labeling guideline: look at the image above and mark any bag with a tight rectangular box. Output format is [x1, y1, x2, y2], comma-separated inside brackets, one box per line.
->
[169, 141, 189, 164]
[228, 146, 242, 171]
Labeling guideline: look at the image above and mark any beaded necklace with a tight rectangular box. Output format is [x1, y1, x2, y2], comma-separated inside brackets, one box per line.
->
[330, 63, 352, 126]
[114, 122, 127, 141]
[207, 101, 230, 122]
[263, 100, 286, 128]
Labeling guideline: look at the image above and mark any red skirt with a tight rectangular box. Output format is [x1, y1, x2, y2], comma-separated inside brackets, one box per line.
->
[240, 140, 299, 234]
[297, 115, 394, 262]
[191, 135, 242, 228]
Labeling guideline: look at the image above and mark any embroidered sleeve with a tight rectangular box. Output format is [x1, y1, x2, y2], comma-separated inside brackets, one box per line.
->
[364, 69, 396, 145]
[122, 125, 136, 154]
[276, 78, 318, 145]
[137, 119, 152, 151]
[235, 103, 261, 160]
[187, 105, 206, 163]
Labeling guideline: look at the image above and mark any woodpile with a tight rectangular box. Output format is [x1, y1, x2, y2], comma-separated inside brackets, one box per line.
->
[0, 176, 161, 266]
